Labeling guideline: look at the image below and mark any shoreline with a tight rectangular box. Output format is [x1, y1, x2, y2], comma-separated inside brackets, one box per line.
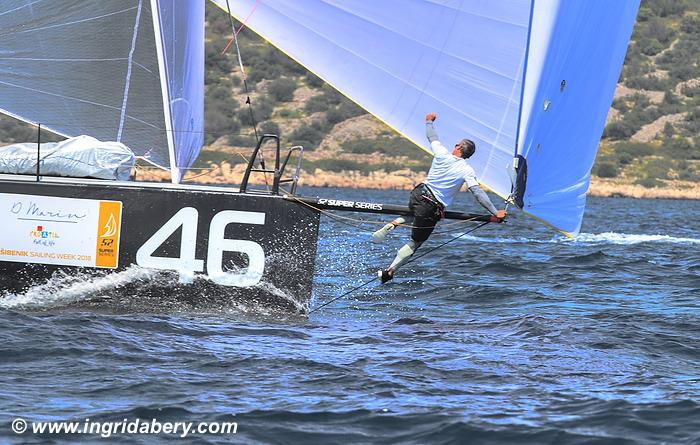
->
[137, 164, 700, 200]
[587, 179, 700, 200]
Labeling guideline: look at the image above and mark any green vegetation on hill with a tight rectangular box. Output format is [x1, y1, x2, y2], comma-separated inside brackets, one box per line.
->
[598, 0, 700, 185]
[1, 0, 699, 187]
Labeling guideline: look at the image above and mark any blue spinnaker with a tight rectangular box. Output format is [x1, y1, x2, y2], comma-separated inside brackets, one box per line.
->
[517, 0, 640, 235]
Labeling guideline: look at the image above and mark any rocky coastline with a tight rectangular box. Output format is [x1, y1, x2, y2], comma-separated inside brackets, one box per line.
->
[135, 162, 700, 200]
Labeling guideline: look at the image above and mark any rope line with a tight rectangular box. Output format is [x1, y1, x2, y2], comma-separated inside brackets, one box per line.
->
[133, 150, 252, 181]
[307, 220, 491, 314]
[182, 164, 222, 180]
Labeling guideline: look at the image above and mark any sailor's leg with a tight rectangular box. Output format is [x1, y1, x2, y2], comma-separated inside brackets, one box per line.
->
[380, 209, 439, 284]
[374, 186, 422, 244]
[379, 238, 422, 284]
[409, 195, 440, 246]
[372, 216, 407, 243]
[379, 186, 439, 283]
[389, 239, 420, 270]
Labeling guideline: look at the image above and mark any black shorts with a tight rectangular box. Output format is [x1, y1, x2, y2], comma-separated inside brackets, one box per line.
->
[408, 184, 444, 244]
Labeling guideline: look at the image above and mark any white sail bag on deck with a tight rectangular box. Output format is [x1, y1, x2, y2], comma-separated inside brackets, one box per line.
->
[0, 135, 135, 181]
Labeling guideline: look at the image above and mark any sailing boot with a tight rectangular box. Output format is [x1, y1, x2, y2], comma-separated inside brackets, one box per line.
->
[377, 242, 416, 284]
[378, 268, 394, 284]
[372, 217, 405, 243]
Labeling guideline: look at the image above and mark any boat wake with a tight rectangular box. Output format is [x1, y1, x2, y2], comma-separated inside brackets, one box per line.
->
[572, 232, 700, 245]
[0, 265, 307, 314]
[0, 266, 156, 310]
[458, 232, 700, 246]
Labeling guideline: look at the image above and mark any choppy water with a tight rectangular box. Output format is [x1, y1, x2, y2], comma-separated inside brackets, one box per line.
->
[1, 188, 699, 444]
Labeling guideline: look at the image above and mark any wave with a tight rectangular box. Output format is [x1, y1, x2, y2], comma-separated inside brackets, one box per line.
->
[476, 261, 532, 275]
[393, 316, 435, 325]
[226, 406, 698, 444]
[0, 266, 156, 310]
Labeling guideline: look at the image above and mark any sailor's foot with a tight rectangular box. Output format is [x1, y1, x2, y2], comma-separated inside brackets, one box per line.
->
[372, 217, 405, 243]
[378, 268, 394, 284]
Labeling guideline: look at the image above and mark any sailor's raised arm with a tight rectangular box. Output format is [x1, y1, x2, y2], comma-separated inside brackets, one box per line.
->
[425, 113, 449, 156]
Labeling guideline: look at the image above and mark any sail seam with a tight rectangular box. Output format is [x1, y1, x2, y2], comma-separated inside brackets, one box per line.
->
[0, 80, 130, 116]
[0, 80, 162, 130]
[0, 6, 137, 38]
[132, 61, 154, 74]
[0, 57, 127, 62]
[117, 0, 143, 143]
[0, 0, 42, 18]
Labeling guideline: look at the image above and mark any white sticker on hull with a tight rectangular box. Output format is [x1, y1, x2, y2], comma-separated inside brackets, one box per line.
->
[0, 193, 122, 269]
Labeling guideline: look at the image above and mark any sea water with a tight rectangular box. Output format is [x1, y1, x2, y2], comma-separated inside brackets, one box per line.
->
[1, 188, 698, 444]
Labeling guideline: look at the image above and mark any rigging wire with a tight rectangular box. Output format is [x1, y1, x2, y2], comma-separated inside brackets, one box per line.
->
[307, 220, 492, 314]
[223, 0, 269, 190]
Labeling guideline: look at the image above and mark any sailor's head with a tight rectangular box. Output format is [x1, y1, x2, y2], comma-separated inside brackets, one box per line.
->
[453, 139, 475, 159]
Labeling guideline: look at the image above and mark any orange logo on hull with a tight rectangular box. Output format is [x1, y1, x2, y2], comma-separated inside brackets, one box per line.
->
[95, 201, 122, 268]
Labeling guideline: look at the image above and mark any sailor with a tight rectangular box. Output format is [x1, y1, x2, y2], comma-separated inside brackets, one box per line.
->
[375, 112, 506, 283]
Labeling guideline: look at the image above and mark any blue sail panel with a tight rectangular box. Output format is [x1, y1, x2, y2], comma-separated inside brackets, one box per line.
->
[156, 0, 205, 175]
[517, 0, 640, 235]
[215, 0, 532, 199]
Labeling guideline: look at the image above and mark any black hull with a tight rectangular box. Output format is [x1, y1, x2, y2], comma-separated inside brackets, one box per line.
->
[0, 177, 320, 312]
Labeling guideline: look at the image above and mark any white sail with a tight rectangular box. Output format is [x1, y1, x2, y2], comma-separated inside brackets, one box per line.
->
[214, 0, 530, 200]
[216, 0, 639, 235]
[0, 0, 204, 181]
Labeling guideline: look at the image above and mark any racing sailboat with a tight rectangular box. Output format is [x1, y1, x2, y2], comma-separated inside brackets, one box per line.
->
[0, 0, 640, 308]
[0, 0, 320, 308]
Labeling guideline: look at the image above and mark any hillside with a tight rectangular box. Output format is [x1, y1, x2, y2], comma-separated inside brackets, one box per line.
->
[1, 0, 699, 197]
[594, 0, 700, 196]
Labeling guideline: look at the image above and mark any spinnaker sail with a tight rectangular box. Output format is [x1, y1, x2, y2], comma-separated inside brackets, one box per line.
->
[516, 0, 640, 234]
[0, 0, 204, 182]
[216, 0, 640, 235]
